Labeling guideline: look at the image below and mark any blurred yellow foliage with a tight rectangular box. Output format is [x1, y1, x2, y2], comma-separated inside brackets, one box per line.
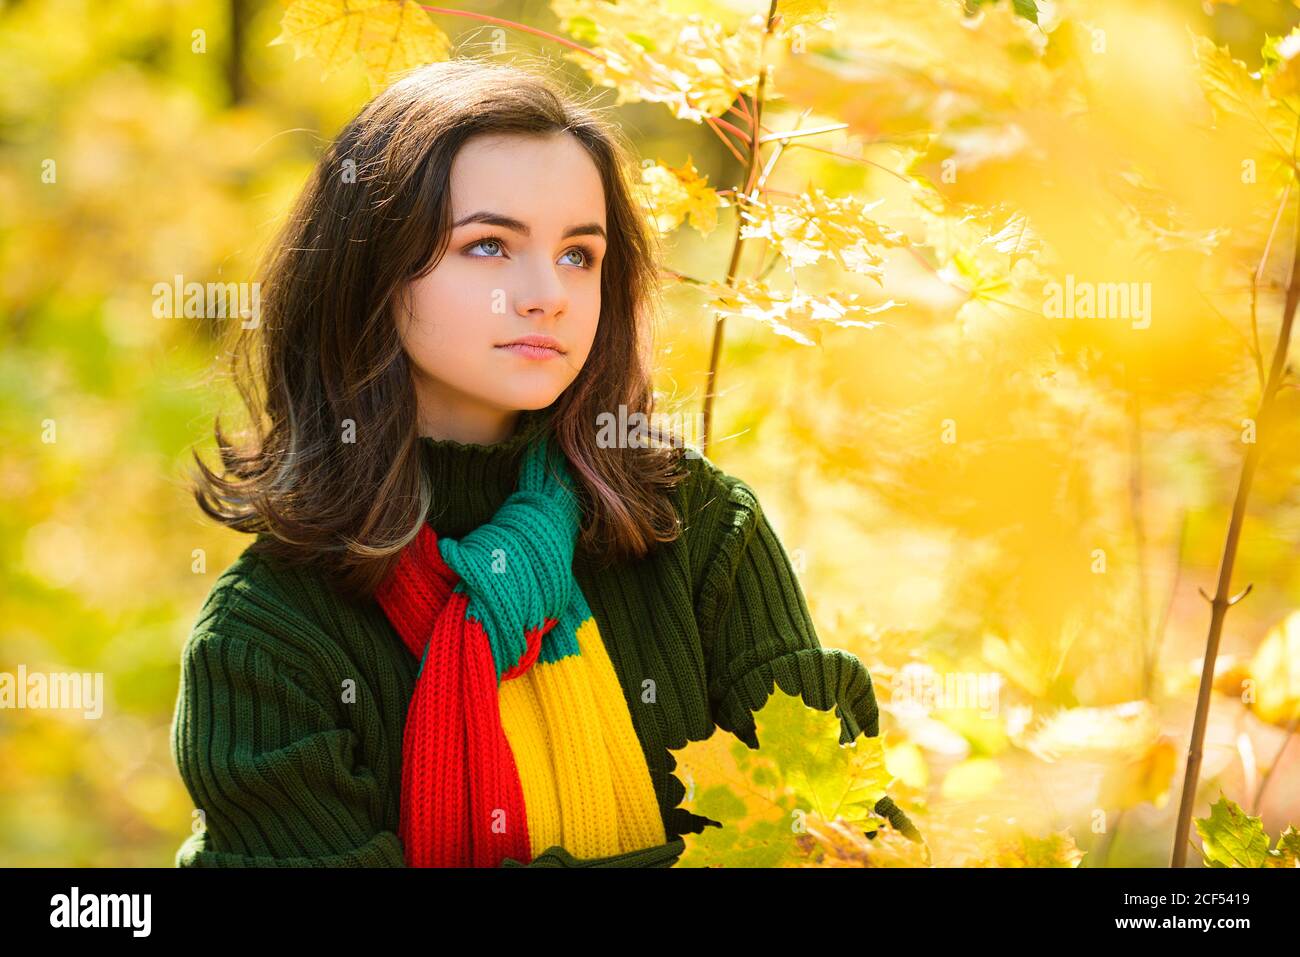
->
[5, 0, 1300, 867]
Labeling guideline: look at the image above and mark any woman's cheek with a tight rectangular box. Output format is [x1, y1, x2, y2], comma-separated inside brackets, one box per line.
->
[412, 275, 483, 349]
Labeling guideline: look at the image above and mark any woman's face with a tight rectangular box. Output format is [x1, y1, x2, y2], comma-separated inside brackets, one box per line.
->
[396, 131, 607, 440]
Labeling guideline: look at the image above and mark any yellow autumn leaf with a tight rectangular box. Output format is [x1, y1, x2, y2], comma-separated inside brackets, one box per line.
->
[271, 0, 452, 90]
[1195, 793, 1272, 867]
[1021, 701, 1162, 762]
[550, 0, 763, 122]
[1099, 736, 1177, 810]
[1192, 33, 1296, 170]
[796, 811, 932, 867]
[702, 275, 900, 346]
[638, 155, 723, 236]
[1247, 610, 1300, 727]
[735, 187, 908, 277]
[775, 0, 837, 31]
[669, 688, 900, 867]
[1262, 27, 1300, 102]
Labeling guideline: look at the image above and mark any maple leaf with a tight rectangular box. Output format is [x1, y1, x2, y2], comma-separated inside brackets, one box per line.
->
[1098, 736, 1178, 811]
[702, 276, 901, 347]
[736, 188, 909, 278]
[550, 0, 764, 122]
[271, 0, 452, 90]
[1246, 608, 1300, 728]
[981, 213, 1040, 268]
[669, 688, 902, 867]
[773, 0, 838, 32]
[637, 156, 725, 237]
[1190, 790, 1300, 868]
[1195, 794, 1273, 867]
[1192, 794, 1300, 868]
[1014, 700, 1182, 823]
[1191, 32, 1297, 171]
[1272, 826, 1300, 867]
[1020, 700, 1163, 763]
[796, 812, 932, 867]
[1262, 26, 1300, 104]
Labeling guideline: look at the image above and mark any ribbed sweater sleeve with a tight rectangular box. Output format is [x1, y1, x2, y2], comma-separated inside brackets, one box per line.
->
[170, 589, 405, 867]
[697, 476, 881, 750]
[695, 473, 919, 838]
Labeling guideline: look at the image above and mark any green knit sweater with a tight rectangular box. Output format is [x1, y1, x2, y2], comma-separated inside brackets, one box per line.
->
[169, 409, 912, 867]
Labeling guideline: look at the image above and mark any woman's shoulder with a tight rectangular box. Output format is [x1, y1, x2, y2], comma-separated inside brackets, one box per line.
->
[660, 447, 771, 581]
[667, 447, 762, 517]
[184, 536, 364, 673]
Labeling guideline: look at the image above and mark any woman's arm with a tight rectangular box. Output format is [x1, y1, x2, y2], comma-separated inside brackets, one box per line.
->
[170, 601, 405, 867]
[695, 470, 918, 839]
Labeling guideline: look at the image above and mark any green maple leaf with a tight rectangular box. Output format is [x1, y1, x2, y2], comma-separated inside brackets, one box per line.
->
[669, 689, 900, 867]
[1270, 825, 1300, 868]
[1195, 794, 1272, 868]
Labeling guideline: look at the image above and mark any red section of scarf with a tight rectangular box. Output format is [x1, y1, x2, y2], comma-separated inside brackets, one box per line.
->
[375, 522, 556, 866]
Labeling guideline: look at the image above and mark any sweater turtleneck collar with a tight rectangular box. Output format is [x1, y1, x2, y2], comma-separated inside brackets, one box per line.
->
[419, 405, 556, 538]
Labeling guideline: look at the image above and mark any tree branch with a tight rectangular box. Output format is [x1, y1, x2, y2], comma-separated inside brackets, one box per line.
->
[1169, 182, 1300, 867]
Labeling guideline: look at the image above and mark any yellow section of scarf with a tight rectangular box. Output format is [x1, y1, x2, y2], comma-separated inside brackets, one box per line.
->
[497, 616, 667, 858]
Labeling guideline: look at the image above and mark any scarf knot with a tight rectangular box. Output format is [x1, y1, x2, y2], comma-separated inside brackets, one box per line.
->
[436, 439, 581, 682]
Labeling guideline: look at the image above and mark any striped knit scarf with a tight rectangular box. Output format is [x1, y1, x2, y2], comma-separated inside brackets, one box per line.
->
[374, 430, 667, 867]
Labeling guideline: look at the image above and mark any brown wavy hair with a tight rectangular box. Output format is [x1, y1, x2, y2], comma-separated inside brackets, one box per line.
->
[189, 58, 690, 603]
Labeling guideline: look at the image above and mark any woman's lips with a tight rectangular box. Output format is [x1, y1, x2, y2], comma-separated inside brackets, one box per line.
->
[495, 342, 564, 360]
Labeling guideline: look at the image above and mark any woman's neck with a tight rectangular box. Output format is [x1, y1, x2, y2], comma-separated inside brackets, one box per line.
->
[417, 403, 522, 446]
[418, 405, 554, 537]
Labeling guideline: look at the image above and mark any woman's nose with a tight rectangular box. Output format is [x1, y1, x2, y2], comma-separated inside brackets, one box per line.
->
[514, 256, 569, 318]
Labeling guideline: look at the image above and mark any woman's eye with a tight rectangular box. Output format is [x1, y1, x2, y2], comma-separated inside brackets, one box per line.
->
[560, 246, 596, 268]
[466, 238, 595, 267]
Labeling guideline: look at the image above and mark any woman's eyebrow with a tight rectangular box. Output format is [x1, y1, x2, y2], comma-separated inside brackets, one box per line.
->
[453, 211, 606, 242]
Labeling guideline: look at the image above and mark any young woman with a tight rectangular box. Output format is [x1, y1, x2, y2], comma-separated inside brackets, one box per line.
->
[170, 58, 912, 867]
